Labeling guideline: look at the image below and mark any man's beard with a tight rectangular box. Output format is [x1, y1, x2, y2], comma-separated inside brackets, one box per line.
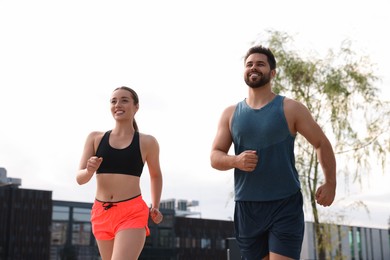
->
[245, 71, 271, 89]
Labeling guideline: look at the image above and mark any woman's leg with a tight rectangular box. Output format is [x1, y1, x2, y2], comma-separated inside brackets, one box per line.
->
[96, 239, 114, 260]
[111, 228, 146, 260]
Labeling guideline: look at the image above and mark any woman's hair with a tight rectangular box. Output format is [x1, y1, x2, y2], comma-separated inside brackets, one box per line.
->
[244, 45, 276, 70]
[113, 86, 139, 132]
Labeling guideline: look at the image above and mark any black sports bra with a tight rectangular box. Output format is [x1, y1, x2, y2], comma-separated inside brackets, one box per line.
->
[95, 131, 144, 177]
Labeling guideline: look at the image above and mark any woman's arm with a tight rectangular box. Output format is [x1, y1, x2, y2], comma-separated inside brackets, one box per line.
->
[76, 132, 103, 185]
[144, 134, 163, 223]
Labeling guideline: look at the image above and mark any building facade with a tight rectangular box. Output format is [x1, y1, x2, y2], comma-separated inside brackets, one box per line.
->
[51, 200, 99, 259]
[301, 222, 390, 260]
[0, 186, 52, 260]
[49, 198, 390, 260]
[50, 200, 235, 260]
[0, 182, 389, 259]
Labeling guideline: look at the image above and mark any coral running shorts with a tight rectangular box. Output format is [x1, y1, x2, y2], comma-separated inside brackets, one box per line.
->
[91, 194, 150, 240]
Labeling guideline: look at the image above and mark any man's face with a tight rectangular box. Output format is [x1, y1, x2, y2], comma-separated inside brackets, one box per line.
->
[244, 53, 273, 88]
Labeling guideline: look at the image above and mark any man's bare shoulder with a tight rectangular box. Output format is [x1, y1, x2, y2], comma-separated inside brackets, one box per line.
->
[283, 97, 307, 111]
[223, 104, 238, 115]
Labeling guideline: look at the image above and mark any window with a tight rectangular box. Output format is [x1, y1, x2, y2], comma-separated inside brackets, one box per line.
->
[201, 238, 211, 249]
[349, 227, 355, 260]
[73, 207, 91, 222]
[175, 237, 180, 248]
[51, 222, 67, 245]
[158, 229, 174, 248]
[356, 227, 362, 260]
[53, 206, 69, 221]
[72, 222, 92, 245]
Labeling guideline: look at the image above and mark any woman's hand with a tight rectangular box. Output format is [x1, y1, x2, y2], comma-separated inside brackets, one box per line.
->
[86, 156, 103, 174]
[150, 207, 163, 224]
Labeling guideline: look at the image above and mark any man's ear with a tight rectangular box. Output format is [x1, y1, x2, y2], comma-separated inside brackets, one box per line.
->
[271, 69, 277, 78]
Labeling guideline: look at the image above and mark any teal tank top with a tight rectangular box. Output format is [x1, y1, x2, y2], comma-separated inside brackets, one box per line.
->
[231, 95, 300, 201]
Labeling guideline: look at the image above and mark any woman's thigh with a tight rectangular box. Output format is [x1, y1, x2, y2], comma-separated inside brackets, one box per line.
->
[112, 228, 146, 260]
[96, 239, 114, 260]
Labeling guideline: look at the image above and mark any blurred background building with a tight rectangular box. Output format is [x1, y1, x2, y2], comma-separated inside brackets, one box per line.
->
[0, 167, 389, 260]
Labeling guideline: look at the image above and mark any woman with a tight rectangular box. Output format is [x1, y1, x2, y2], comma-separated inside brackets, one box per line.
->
[76, 86, 163, 260]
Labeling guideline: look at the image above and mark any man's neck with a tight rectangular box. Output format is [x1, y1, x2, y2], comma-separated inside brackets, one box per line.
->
[246, 86, 276, 109]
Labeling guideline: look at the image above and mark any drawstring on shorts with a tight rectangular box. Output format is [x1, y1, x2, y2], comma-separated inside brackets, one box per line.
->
[102, 202, 117, 210]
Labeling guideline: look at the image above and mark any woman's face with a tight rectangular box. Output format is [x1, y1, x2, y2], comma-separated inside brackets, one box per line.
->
[110, 89, 139, 121]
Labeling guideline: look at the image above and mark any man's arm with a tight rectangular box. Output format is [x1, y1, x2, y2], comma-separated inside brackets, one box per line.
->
[210, 106, 235, 170]
[210, 106, 258, 172]
[285, 99, 336, 206]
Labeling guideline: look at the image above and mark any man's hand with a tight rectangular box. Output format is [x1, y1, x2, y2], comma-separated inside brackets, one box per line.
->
[315, 182, 336, 207]
[236, 150, 258, 172]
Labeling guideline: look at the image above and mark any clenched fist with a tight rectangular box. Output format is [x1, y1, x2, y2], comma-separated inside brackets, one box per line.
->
[86, 156, 103, 174]
[150, 207, 163, 224]
[236, 150, 258, 172]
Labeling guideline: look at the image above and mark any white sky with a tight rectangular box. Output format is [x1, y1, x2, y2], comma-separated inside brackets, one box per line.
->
[1, 0, 389, 229]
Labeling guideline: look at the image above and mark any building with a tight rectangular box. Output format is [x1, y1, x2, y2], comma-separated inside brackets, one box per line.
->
[51, 200, 99, 259]
[45, 197, 390, 259]
[50, 199, 235, 260]
[301, 222, 390, 259]
[1, 167, 389, 259]
[0, 187, 52, 259]
[0, 167, 21, 187]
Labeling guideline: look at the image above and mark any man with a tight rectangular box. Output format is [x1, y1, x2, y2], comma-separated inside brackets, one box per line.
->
[210, 45, 336, 260]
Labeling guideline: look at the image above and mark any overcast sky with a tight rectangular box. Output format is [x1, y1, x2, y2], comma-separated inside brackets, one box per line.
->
[1, 0, 389, 229]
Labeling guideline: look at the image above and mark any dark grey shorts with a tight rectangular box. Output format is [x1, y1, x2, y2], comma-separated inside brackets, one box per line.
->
[234, 190, 304, 259]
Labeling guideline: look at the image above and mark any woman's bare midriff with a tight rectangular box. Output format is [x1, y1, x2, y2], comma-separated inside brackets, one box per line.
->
[95, 173, 141, 202]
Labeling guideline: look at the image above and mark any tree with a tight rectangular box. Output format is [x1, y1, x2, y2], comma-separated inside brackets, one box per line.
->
[253, 30, 390, 259]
